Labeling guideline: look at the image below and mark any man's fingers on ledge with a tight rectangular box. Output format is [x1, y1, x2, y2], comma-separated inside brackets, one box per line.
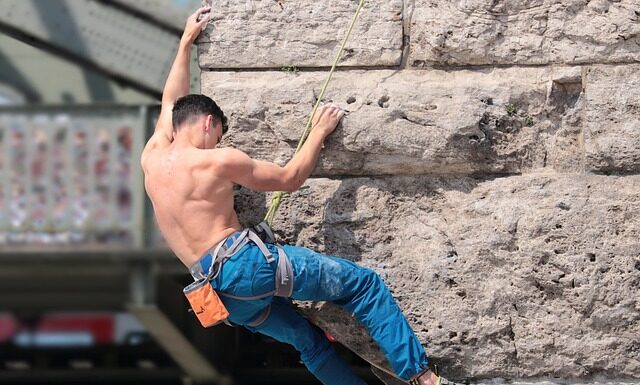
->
[327, 104, 342, 113]
[194, 6, 211, 18]
[198, 13, 211, 26]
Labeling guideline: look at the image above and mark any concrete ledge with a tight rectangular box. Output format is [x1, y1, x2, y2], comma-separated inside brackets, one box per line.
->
[203, 67, 553, 176]
[203, 64, 640, 176]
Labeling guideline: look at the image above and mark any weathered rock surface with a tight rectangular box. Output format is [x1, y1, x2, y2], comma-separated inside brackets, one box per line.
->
[200, 1, 640, 383]
[584, 65, 640, 173]
[204, 65, 640, 176]
[235, 174, 640, 379]
[203, 67, 581, 176]
[198, 0, 403, 68]
[410, 0, 640, 67]
[488, 382, 640, 385]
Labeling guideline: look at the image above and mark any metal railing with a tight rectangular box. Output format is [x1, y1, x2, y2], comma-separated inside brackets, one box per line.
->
[0, 105, 160, 252]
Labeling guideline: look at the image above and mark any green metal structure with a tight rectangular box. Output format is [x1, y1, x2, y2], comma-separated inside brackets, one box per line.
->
[0, 0, 201, 98]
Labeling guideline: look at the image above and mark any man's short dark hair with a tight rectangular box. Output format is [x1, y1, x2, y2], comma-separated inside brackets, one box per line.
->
[172, 94, 228, 134]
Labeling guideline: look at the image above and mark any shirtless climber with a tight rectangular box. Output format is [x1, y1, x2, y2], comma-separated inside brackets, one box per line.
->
[141, 7, 455, 385]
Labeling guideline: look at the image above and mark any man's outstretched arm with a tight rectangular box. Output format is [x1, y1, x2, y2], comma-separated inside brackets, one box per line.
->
[148, 7, 211, 146]
[214, 104, 345, 192]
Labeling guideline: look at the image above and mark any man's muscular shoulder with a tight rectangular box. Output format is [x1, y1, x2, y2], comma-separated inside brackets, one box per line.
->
[140, 133, 171, 172]
[155, 147, 251, 174]
[206, 147, 254, 175]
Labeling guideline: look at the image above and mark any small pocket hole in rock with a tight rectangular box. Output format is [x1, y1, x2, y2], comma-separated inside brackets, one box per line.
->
[378, 95, 390, 108]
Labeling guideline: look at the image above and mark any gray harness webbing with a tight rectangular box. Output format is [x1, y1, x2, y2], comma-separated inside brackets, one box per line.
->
[188, 223, 294, 327]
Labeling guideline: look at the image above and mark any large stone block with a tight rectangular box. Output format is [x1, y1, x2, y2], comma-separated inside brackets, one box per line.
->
[198, 0, 403, 68]
[409, 0, 640, 67]
[203, 67, 586, 176]
[234, 174, 640, 379]
[584, 65, 640, 173]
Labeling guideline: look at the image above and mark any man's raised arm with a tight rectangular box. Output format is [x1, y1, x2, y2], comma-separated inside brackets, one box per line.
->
[153, 7, 211, 144]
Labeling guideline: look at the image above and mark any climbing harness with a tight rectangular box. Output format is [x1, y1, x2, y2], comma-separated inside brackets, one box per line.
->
[184, 223, 293, 328]
[264, 0, 366, 226]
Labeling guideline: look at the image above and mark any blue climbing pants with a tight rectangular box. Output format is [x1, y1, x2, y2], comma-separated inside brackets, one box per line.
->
[200, 235, 429, 384]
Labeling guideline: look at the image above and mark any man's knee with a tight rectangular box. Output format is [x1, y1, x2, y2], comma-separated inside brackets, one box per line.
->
[359, 266, 386, 290]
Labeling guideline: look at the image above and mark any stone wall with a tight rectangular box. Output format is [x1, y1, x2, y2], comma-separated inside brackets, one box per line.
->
[199, 0, 640, 383]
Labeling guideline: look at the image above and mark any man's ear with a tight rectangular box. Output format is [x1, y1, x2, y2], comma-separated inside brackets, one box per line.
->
[204, 114, 214, 132]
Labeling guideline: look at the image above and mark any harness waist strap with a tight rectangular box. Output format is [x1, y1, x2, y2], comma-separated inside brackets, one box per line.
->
[189, 225, 294, 300]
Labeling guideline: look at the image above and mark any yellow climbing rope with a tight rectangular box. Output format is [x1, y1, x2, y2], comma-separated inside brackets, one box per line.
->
[264, 0, 366, 226]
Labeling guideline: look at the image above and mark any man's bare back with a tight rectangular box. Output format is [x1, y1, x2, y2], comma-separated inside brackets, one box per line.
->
[143, 145, 241, 266]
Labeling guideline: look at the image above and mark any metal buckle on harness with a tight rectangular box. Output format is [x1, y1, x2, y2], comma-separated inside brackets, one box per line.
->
[252, 221, 276, 244]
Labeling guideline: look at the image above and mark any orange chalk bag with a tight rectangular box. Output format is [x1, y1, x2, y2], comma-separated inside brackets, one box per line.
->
[183, 278, 229, 327]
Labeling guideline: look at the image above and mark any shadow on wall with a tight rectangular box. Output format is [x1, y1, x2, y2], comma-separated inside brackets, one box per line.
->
[234, 186, 268, 228]
[318, 176, 486, 261]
